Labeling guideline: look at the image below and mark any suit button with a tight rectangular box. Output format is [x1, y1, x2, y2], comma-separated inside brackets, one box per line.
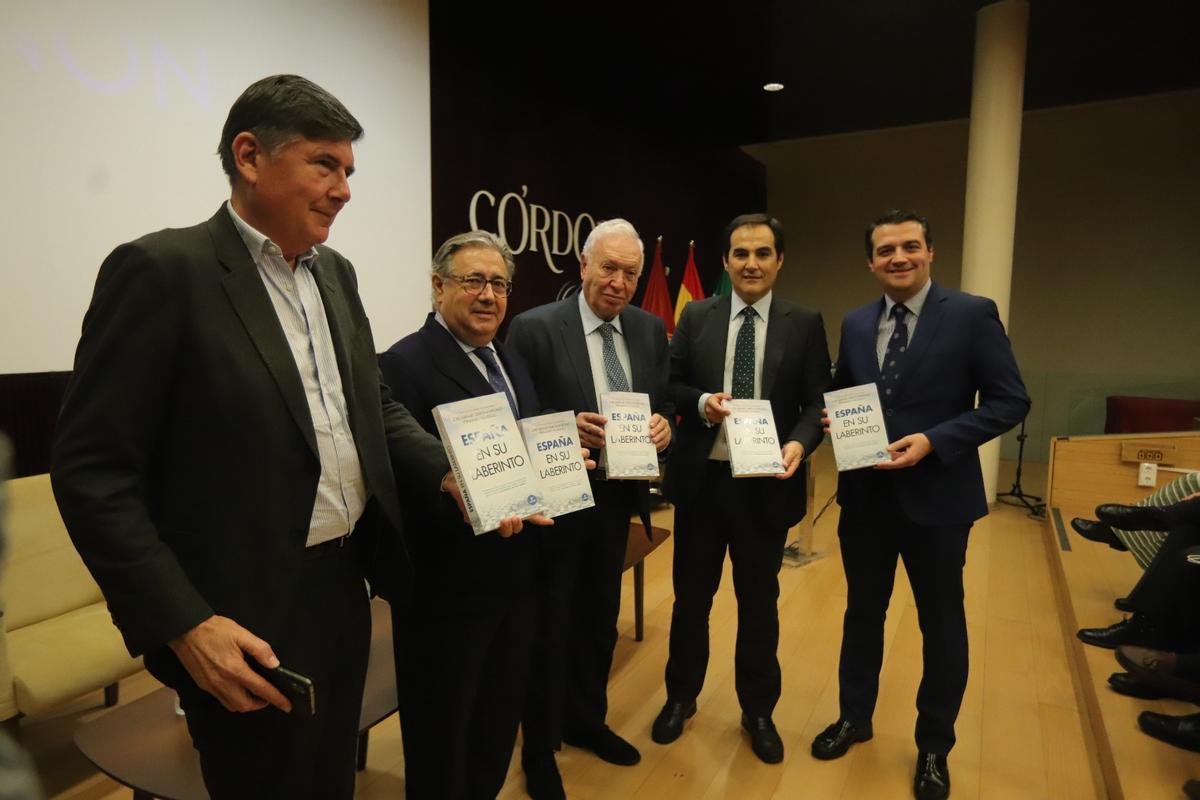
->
[885, 408, 894, 416]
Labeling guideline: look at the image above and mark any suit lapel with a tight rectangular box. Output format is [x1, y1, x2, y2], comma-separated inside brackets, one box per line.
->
[211, 209, 318, 457]
[856, 299, 885, 383]
[558, 297, 598, 413]
[700, 295, 731, 391]
[761, 299, 790, 399]
[422, 314, 496, 399]
[620, 307, 652, 394]
[892, 282, 946, 399]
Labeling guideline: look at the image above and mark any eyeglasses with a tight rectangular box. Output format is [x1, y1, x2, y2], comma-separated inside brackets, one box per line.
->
[445, 273, 513, 297]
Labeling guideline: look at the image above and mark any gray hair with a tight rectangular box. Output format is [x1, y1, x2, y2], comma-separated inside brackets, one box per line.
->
[430, 230, 515, 308]
[581, 218, 645, 269]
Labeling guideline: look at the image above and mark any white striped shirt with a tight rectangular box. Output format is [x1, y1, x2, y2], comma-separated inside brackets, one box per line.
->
[227, 202, 367, 547]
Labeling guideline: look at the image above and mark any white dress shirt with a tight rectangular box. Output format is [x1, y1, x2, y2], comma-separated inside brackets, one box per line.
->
[701, 291, 773, 460]
[876, 278, 932, 369]
[227, 202, 367, 547]
[578, 291, 634, 406]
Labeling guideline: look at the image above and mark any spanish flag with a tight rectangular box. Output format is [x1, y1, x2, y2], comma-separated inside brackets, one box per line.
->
[673, 241, 706, 325]
[640, 236, 675, 338]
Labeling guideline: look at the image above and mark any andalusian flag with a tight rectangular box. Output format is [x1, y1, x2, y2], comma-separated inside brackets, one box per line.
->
[640, 236, 675, 337]
[714, 269, 732, 296]
[673, 241, 705, 325]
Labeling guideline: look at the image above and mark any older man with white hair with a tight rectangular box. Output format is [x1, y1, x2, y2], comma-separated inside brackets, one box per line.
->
[507, 219, 672, 799]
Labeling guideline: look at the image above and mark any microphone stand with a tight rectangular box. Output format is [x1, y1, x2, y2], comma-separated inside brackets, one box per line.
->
[997, 418, 1045, 518]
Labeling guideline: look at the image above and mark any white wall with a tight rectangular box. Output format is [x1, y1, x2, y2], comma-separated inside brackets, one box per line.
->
[746, 90, 1200, 460]
[0, 0, 431, 373]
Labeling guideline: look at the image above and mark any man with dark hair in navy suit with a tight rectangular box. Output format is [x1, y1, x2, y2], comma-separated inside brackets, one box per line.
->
[650, 213, 830, 764]
[811, 210, 1029, 800]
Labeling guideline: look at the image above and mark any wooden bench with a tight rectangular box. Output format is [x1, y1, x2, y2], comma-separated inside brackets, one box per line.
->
[74, 598, 397, 800]
[1042, 431, 1200, 800]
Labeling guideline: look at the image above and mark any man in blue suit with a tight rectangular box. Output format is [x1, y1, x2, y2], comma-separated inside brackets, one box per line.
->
[379, 231, 551, 799]
[811, 210, 1029, 800]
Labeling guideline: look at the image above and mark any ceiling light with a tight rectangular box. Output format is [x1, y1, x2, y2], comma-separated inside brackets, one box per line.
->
[762, 82, 784, 92]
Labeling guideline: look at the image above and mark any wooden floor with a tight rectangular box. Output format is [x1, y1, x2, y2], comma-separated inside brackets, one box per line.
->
[28, 452, 1103, 799]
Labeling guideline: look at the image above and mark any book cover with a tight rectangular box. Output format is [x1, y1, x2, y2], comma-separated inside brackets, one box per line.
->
[722, 398, 786, 477]
[519, 411, 595, 518]
[824, 383, 892, 471]
[431, 393, 547, 534]
[598, 391, 659, 480]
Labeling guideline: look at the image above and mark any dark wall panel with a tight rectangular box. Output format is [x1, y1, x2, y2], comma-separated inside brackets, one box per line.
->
[0, 372, 70, 477]
[427, 4, 766, 332]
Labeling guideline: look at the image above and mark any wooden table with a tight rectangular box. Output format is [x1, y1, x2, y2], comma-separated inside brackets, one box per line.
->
[74, 599, 397, 800]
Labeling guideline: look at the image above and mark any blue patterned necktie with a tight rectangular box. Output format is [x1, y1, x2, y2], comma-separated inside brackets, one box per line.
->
[598, 322, 630, 392]
[732, 306, 758, 399]
[878, 303, 909, 399]
[473, 346, 519, 416]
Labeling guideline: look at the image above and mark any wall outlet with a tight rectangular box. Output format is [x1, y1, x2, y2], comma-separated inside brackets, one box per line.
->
[1137, 461, 1158, 487]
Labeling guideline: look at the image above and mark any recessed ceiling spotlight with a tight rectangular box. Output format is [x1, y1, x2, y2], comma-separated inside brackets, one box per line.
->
[763, 82, 785, 92]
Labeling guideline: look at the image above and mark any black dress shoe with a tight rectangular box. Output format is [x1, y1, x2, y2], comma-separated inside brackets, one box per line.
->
[563, 725, 641, 766]
[1137, 711, 1200, 753]
[1070, 518, 1127, 550]
[1107, 671, 1167, 699]
[651, 699, 696, 744]
[1096, 503, 1171, 532]
[1114, 595, 1134, 612]
[522, 750, 566, 800]
[1116, 645, 1200, 704]
[914, 752, 950, 800]
[740, 714, 784, 764]
[811, 718, 873, 760]
[1077, 614, 1164, 650]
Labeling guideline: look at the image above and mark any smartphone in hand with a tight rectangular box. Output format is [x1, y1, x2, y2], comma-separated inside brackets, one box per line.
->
[247, 658, 316, 716]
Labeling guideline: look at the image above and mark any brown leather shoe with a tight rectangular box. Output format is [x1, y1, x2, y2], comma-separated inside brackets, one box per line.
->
[1117, 645, 1200, 704]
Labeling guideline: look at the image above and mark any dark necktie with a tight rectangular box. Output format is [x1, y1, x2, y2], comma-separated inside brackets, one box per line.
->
[473, 346, 518, 417]
[878, 303, 909, 399]
[598, 322, 630, 392]
[732, 306, 758, 399]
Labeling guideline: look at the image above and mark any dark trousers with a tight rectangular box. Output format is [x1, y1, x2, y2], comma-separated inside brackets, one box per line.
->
[523, 479, 635, 753]
[664, 461, 790, 716]
[837, 486, 971, 756]
[1129, 524, 1200, 648]
[174, 538, 371, 800]
[395, 587, 534, 800]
